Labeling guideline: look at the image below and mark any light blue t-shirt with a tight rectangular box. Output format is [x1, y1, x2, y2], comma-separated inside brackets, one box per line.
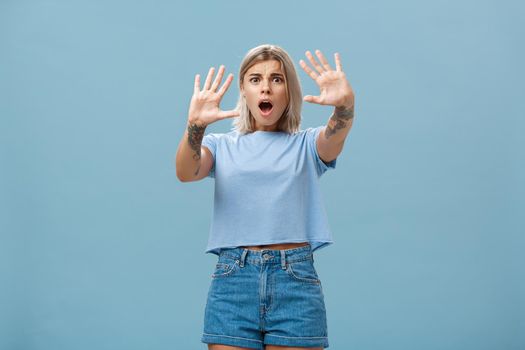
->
[201, 125, 337, 255]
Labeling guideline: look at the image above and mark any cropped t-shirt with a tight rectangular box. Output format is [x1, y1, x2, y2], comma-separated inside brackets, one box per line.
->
[201, 125, 337, 255]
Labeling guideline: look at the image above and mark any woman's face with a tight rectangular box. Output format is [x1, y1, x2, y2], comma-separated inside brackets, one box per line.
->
[241, 59, 289, 132]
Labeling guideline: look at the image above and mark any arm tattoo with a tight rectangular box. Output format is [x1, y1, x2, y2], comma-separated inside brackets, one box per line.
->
[325, 105, 354, 139]
[187, 123, 206, 175]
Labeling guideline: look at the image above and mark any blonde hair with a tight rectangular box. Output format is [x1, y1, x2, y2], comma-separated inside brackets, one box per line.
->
[231, 44, 302, 134]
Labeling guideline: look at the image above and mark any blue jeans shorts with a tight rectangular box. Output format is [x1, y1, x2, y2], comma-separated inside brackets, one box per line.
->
[201, 244, 329, 349]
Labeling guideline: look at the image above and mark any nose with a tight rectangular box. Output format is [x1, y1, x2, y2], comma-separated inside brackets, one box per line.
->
[261, 79, 271, 94]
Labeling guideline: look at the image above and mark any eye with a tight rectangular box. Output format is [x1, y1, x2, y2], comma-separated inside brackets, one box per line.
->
[273, 77, 283, 83]
[250, 77, 259, 83]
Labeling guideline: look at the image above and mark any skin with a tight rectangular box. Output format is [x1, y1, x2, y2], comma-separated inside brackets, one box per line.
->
[241, 59, 289, 132]
[175, 65, 239, 181]
[177, 49, 355, 181]
[181, 50, 355, 350]
[299, 49, 355, 163]
[208, 345, 323, 350]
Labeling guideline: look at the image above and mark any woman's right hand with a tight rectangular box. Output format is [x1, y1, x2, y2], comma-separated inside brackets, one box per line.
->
[188, 65, 239, 127]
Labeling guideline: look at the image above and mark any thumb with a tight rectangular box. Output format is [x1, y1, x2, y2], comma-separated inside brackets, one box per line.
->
[217, 109, 240, 120]
[304, 95, 322, 104]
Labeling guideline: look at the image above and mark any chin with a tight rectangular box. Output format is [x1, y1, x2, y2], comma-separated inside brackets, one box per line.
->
[257, 118, 279, 127]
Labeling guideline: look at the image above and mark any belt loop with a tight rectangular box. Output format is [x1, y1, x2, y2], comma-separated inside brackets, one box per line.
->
[280, 250, 286, 270]
[240, 249, 248, 268]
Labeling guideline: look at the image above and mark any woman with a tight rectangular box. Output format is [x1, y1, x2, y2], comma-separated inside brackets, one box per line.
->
[176, 44, 355, 350]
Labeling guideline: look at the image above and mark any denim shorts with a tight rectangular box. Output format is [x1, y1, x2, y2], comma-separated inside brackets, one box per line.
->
[201, 244, 329, 349]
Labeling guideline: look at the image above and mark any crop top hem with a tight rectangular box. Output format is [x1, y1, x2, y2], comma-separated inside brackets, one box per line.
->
[205, 239, 334, 256]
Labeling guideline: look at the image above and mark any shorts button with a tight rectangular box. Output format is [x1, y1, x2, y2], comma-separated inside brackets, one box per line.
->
[263, 254, 271, 260]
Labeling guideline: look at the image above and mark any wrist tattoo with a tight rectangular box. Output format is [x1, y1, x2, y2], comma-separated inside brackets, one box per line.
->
[187, 123, 206, 175]
[325, 105, 354, 139]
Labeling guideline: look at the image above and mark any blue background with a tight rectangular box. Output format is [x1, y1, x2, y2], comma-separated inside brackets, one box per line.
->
[1, 0, 523, 349]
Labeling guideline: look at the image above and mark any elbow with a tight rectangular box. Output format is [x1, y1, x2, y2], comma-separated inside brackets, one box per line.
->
[175, 162, 190, 183]
[177, 174, 188, 182]
[176, 169, 192, 183]
[176, 167, 199, 183]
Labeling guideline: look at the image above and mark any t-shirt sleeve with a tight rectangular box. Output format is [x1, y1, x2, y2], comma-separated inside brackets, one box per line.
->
[306, 126, 337, 177]
[201, 133, 218, 178]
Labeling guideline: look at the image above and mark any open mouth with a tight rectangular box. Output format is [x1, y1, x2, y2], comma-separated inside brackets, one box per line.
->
[258, 101, 273, 116]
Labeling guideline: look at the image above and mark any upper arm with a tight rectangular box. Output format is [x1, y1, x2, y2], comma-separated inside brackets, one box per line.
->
[307, 126, 337, 177]
[188, 145, 214, 182]
[316, 126, 343, 164]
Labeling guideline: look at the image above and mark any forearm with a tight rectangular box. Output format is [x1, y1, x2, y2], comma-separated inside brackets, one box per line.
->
[175, 121, 206, 181]
[324, 102, 355, 145]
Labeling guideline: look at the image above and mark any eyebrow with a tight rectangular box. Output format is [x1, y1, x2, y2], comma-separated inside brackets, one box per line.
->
[248, 73, 284, 77]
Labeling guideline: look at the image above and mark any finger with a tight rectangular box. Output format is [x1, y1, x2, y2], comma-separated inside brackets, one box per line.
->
[203, 66, 215, 90]
[303, 95, 322, 104]
[334, 52, 343, 72]
[218, 109, 240, 119]
[210, 65, 225, 92]
[306, 50, 325, 74]
[299, 59, 319, 80]
[194, 74, 200, 94]
[217, 73, 235, 97]
[315, 50, 333, 71]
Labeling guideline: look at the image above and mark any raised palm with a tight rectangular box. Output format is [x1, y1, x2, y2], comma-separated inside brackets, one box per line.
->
[299, 50, 354, 108]
[188, 65, 239, 126]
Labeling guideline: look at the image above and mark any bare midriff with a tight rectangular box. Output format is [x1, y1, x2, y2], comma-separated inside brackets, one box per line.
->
[240, 242, 310, 251]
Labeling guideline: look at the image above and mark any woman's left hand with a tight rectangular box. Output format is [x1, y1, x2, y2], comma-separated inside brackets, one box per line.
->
[299, 50, 354, 108]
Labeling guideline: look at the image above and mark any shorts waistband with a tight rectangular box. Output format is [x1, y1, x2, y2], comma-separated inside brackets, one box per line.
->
[218, 244, 314, 268]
